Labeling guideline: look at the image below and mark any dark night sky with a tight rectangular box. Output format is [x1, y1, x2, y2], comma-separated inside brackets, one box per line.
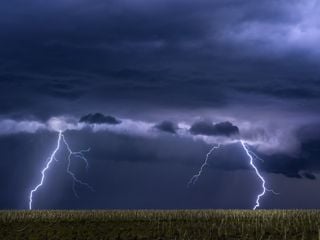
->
[0, 0, 320, 209]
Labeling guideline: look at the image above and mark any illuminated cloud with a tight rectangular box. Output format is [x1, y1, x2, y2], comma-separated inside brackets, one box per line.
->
[0, 119, 45, 135]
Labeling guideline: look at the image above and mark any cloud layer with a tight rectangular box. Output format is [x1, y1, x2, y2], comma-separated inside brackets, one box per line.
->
[0, 0, 319, 118]
[0, 112, 319, 182]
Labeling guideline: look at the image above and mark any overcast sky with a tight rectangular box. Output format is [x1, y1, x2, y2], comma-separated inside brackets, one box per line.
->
[0, 0, 320, 209]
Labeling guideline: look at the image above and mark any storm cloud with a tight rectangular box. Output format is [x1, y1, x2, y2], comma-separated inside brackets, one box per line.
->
[154, 121, 178, 134]
[0, 0, 320, 209]
[190, 121, 239, 137]
[80, 113, 121, 125]
[0, 0, 319, 118]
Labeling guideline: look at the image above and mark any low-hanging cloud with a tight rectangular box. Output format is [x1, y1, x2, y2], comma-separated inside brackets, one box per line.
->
[79, 113, 122, 125]
[190, 121, 240, 137]
[0, 114, 320, 181]
[0, 119, 46, 135]
[154, 121, 178, 134]
[302, 172, 317, 180]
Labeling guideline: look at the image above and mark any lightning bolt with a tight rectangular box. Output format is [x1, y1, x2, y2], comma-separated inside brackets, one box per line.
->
[189, 140, 278, 210]
[29, 131, 93, 210]
[188, 144, 220, 187]
[240, 140, 278, 210]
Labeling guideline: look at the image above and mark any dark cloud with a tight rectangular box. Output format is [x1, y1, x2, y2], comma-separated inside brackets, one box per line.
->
[301, 172, 316, 180]
[190, 121, 239, 137]
[154, 121, 178, 134]
[36, 78, 87, 100]
[79, 113, 121, 125]
[0, 0, 320, 118]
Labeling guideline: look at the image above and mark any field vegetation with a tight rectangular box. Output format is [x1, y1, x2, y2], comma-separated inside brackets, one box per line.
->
[1, 210, 320, 239]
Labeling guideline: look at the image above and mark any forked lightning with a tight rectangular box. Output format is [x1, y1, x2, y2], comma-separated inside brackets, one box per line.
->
[188, 140, 278, 209]
[29, 131, 93, 210]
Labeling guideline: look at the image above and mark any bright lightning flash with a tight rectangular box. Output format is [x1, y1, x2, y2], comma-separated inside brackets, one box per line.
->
[188, 144, 220, 187]
[29, 131, 93, 210]
[240, 140, 278, 210]
[189, 140, 278, 210]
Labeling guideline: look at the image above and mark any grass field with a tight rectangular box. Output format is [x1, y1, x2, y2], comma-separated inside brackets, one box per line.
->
[1, 210, 320, 240]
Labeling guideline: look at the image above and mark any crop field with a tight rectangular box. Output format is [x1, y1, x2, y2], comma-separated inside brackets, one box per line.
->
[0, 210, 320, 240]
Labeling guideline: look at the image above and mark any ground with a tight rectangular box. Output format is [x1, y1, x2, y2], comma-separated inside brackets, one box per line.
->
[0, 210, 319, 239]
